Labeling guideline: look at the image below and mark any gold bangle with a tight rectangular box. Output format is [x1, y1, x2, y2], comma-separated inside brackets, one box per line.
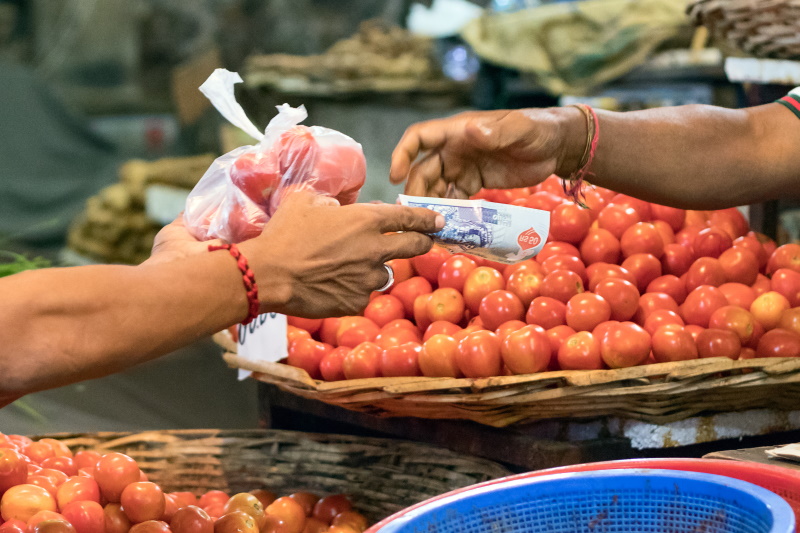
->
[569, 104, 594, 170]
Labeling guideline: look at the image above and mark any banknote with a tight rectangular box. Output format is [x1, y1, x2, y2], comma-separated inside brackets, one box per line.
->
[398, 195, 551, 264]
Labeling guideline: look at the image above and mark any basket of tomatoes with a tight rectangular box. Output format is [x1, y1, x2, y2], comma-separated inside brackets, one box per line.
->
[217, 177, 800, 427]
[0, 429, 511, 533]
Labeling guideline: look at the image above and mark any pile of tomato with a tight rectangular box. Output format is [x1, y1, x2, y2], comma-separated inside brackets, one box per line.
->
[0, 434, 367, 533]
[280, 176, 800, 380]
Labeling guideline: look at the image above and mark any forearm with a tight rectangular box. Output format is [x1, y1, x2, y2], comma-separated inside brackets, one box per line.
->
[559, 103, 800, 209]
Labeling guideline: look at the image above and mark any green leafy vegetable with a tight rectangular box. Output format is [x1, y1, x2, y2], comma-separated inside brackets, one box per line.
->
[0, 251, 51, 278]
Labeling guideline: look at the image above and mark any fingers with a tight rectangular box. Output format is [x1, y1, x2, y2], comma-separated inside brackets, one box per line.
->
[405, 152, 447, 197]
[380, 232, 434, 261]
[368, 204, 445, 234]
[389, 120, 449, 184]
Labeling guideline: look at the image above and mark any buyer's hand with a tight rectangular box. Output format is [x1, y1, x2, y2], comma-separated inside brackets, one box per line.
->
[144, 215, 222, 267]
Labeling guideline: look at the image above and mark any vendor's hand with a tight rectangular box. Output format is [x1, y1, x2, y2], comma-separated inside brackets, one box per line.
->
[144, 215, 222, 267]
[242, 190, 444, 318]
[390, 108, 584, 198]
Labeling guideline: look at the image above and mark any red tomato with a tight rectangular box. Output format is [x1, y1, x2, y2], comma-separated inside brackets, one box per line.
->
[311, 496, 350, 527]
[620, 223, 664, 259]
[363, 295, 405, 328]
[56, 477, 100, 510]
[708, 305, 756, 346]
[70, 454, 99, 474]
[610, 195, 651, 221]
[61, 502, 104, 533]
[541, 254, 587, 284]
[549, 203, 591, 244]
[586, 263, 637, 292]
[456, 330, 502, 378]
[36, 471, 66, 491]
[229, 151, 280, 207]
[198, 492, 229, 510]
[680, 286, 728, 328]
[597, 204, 640, 240]
[525, 191, 564, 211]
[319, 347, 348, 381]
[750, 291, 791, 330]
[661, 243, 694, 277]
[779, 308, 800, 336]
[557, 332, 602, 370]
[0, 520, 26, 533]
[495, 320, 527, 342]
[739, 347, 757, 360]
[647, 275, 687, 305]
[437, 256, 478, 292]
[120, 482, 164, 524]
[37, 441, 71, 461]
[696, 329, 741, 360]
[756, 328, 800, 357]
[389, 277, 432, 319]
[336, 317, 380, 348]
[103, 504, 131, 533]
[580, 228, 621, 265]
[94, 454, 140, 504]
[411, 246, 450, 285]
[0, 449, 27, 495]
[635, 293, 680, 325]
[413, 294, 433, 332]
[685, 324, 705, 343]
[526, 297, 567, 329]
[25, 478, 57, 499]
[427, 288, 465, 324]
[213, 511, 259, 533]
[540, 270, 584, 304]
[643, 310, 684, 337]
[423, 321, 461, 342]
[38, 459, 76, 479]
[651, 204, 685, 232]
[709, 208, 749, 239]
[479, 290, 525, 331]
[718, 247, 758, 286]
[503, 259, 545, 282]
[26, 510, 66, 531]
[30, 520, 76, 533]
[694, 227, 733, 259]
[382, 319, 417, 332]
[685, 257, 727, 292]
[546, 326, 576, 369]
[286, 317, 322, 336]
[719, 283, 756, 309]
[1, 485, 56, 522]
[599, 322, 651, 368]
[223, 494, 266, 528]
[767, 243, 800, 275]
[418, 335, 461, 377]
[160, 495, 179, 524]
[565, 293, 611, 332]
[386, 258, 414, 285]
[651, 325, 698, 363]
[652, 220, 676, 246]
[501, 325, 551, 374]
[676, 225, 704, 251]
[24, 444, 55, 466]
[330, 511, 367, 533]
[287, 339, 332, 380]
[752, 273, 772, 297]
[375, 327, 421, 349]
[342, 342, 381, 379]
[771, 268, 800, 307]
[318, 318, 341, 346]
[621, 254, 662, 293]
[462, 267, 505, 315]
[536, 242, 581, 264]
[287, 492, 318, 518]
[170, 506, 213, 533]
[247, 490, 275, 511]
[505, 270, 543, 308]
[380, 343, 422, 377]
[733, 235, 769, 273]
[594, 278, 640, 322]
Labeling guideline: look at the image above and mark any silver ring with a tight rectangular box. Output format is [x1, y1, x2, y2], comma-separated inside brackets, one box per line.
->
[377, 264, 395, 292]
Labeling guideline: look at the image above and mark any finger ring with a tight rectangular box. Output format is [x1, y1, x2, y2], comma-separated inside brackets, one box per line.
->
[377, 264, 395, 292]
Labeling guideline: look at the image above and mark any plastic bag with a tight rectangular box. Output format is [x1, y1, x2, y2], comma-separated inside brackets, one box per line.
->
[183, 69, 366, 243]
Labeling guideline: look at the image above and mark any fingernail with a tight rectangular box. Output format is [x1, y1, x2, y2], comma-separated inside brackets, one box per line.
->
[434, 215, 445, 230]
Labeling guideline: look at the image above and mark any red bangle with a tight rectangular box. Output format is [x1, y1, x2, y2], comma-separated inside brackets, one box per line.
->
[563, 103, 600, 207]
[208, 243, 260, 325]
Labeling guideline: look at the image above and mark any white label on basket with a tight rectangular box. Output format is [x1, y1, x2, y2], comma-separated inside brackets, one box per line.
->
[236, 313, 288, 380]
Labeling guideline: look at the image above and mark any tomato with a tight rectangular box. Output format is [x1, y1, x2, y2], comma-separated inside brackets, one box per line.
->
[436, 256, 477, 293]
[229, 151, 280, 207]
[635, 293, 680, 325]
[385, 258, 414, 286]
[287, 339, 332, 380]
[733, 235, 769, 273]
[589, 278, 638, 323]
[652, 220, 676, 246]
[540, 270, 584, 305]
[380, 342, 422, 377]
[651, 325, 698, 363]
[0, 519, 26, 533]
[549, 203, 591, 244]
[160, 495, 180, 523]
[771, 268, 800, 307]
[27, 510, 66, 531]
[536, 242, 581, 264]
[287, 325, 312, 346]
[494, 320, 527, 343]
[500, 325, 550, 374]
[224, 494, 265, 528]
[661, 243, 694, 277]
[319, 347, 349, 381]
[599, 322, 651, 368]
[545, 326, 576, 369]
[564, 293, 611, 332]
[456, 330, 502, 378]
[779, 308, 800, 336]
[479, 290, 525, 331]
[284, 493, 317, 518]
[526, 297, 567, 329]
[0, 448, 27, 495]
[361, 295, 403, 328]
[620, 254, 662, 293]
[708, 305, 756, 346]
[680, 286, 728, 328]
[767, 243, 800, 275]
[503, 259, 545, 282]
[718, 247, 758, 286]
[68, 454, 98, 474]
[610, 195, 652, 221]
[413, 294, 433, 332]
[30, 520, 76, 533]
[60, 502, 103, 533]
[752, 273, 772, 297]
[643, 310, 684, 337]
[719, 283, 756, 309]
[38, 459, 76, 479]
[170, 506, 213, 533]
[586, 264, 637, 292]
[710, 208, 749, 239]
[541, 254, 587, 283]
[335, 317, 379, 348]
[311, 496, 351, 526]
[750, 291, 791, 330]
[411, 246, 450, 285]
[462, 267, 505, 315]
[756, 328, 800, 357]
[103, 504, 131, 533]
[213, 511, 259, 533]
[25, 478, 57, 499]
[580, 228, 620, 265]
[646, 275, 686, 305]
[426, 288, 465, 324]
[317, 318, 341, 346]
[120, 482, 165, 524]
[694, 227, 733, 259]
[330, 511, 368, 533]
[1, 485, 56, 522]
[620, 223, 664, 259]
[390, 277, 432, 319]
[686, 257, 727, 292]
[37, 442, 71, 461]
[375, 327, 421, 350]
[24, 444, 54, 466]
[419, 335, 461, 377]
[650, 204, 685, 232]
[421, 321, 460, 342]
[676, 225, 704, 251]
[299, 517, 328, 533]
[56, 477, 100, 510]
[695, 329, 741, 360]
[597, 204, 641, 240]
[505, 270, 543, 308]
[342, 342, 381, 379]
[525, 191, 564, 211]
[685, 324, 705, 343]
[130, 521, 171, 533]
[285, 317, 322, 336]
[557, 332, 602, 370]
[247, 491, 275, 511]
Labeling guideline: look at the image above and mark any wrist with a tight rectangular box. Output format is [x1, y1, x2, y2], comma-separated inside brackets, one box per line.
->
[554, 106, 589, 178]
[237, 239, 293, 314]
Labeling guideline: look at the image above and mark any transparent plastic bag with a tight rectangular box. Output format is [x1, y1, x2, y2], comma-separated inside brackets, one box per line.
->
[183, 69, 366, 243]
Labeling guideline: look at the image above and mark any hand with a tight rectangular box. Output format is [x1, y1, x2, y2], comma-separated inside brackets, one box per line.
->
[242, 191, 444, 317]
[143, 215, 222, 267]
[390, 107, 583, 198]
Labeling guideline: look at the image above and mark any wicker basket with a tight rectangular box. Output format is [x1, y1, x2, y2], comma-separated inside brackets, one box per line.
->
[41, 429, 511, 524]
[687, 0, 800, 60]
[215, 333, 800, 428]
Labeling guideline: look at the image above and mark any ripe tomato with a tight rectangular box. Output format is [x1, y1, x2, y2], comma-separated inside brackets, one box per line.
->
[680, 286, 728, 328]
[413, 294, 433, 332]
[643, 310, 684, 337]
[247, 491, 275, 510]
[1, 485, 56, 522]
[708, 305, 756, 346]
[719, 283, 756, 309]
[767, 243, 800, 275]
[318, 318, 341, 346]
[597, 204, 641, 240]
[37, 441, 71, 461]
[580, 228, 620, 265]
[319, 347, 349, 381]
[342, 342, 381, 379]
[375, 327, 421, 350]
[540, 270, 584, 304]
[651, 204, 685, 232]
[546, 325, 576, 369]
[213, 511, 258, 533]
[542, 255, 587, 285]
[526, 297, 567, 329]
[500, 325, 550, 374]
[709, 208, 749, 239]
[770, 268, 800, 307]
[599, 322, 651, 368]
[654, 219, 676, 245]
[170, 506, 213, 533]
[593, 278, 639, 322]
[479, 290, 525, 331]
[419, 335, 461, 377]
[685, 257, 727, 292]
[503, 259, 545, 282]
[0, 519, 26, 533]
[505, 270, 543, 308]
[610, 195, 652, 221]
[557, 332, 602, 370]
[385, 258, 414, 285]
[752, 273, 772, 297]
[330, 511, 368, 533]
[287, 339, 332, 380]
[299, 518, 328, 533]
[92, 454, 140, 504]
[120, 482, 165, 524]
[286, 317, 322, 336]
[635, 293, 680, 325]
[427, 288, 465, 324]
[287, 492, 318, 517]
[750, 291, 791, 330]
[779, 308, 800, 336]
[30, 519, 75, 533]
[456, 330, 502, 378]
[525, 191, 564, 211]
[651, 325, 698, 363]
[646, 275, 686, 305]
[129, 520, 171, 533]
[0, 448, 27, 495]
[380, 342, 422, 377]
[494, 320, 527, 343]
[39, 459, 76, 479]
[27, 510, 66, 531]
[694, 227, 733, 259]
[103, 504, 131, 533]
[411, 246, 450, 284]
[61, 502, 104, 533]
[423, 321, 461, 342]
[661, 243, 694, 277]
[230, 151, 280, 207]
[462, 267, 505, 315]
[733, 235, 769, 272]
[389, 277, 433, 319]
[56, 477, 100, 510]
[756, 328, 800, 357]
[224, 493, 265, 528]
[363, 295, 405, 328]
[311, 496, 351, 526]
[160, 494, 179, 523]
[336, 317, 380, 348]
[718, 247, 758, 286]
[620, 223, 664, 259]
[26, 477, 57, 499]
[36, 470, 67, 490]
[696, 329, 740, 359]
[549, 203, 591, 244]
[536, 242, 581, 263]
[24, 444, 55, 465]
[586, 263, 637, 292]
[265, 497, 307, 532]
[685, 324, 705, 343]
[565, 293, 611, 332]
[621, 254, 662, 293]
[437, 256, 478, 292]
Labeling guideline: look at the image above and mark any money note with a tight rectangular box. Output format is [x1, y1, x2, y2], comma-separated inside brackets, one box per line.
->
[398, 195, 550, 264]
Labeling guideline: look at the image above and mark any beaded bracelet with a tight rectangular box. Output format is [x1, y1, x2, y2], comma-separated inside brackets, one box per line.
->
[208, 243, 260, 324]
[563, 104, 600, 206]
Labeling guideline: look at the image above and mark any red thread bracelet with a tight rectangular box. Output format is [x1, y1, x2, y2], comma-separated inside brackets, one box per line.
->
[563, 103, 600, 207]
[208, 243, 260, 324]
